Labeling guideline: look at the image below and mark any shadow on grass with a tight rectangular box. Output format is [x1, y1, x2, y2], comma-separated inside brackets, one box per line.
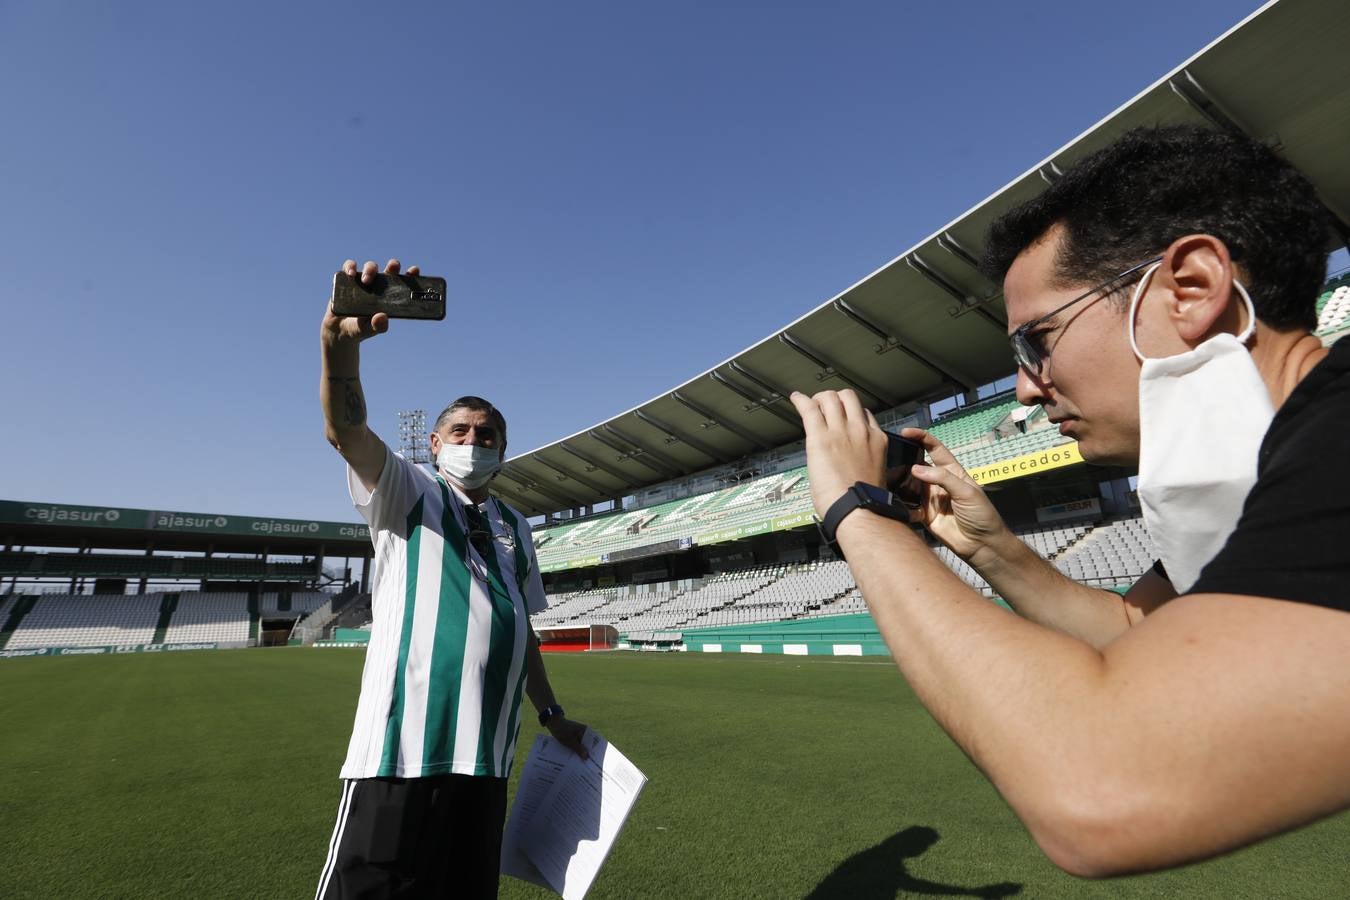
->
[804, 826, 1022, 899]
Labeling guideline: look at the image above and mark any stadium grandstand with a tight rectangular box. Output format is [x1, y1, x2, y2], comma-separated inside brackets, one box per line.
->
[4, 0, 1347, 666]
[498, 0, 1350, 655]
[0, 500, 373, 656]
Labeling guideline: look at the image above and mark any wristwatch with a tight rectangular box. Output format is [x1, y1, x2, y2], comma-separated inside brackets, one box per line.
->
[538, 704, 565, 726]
[818, 482, 910, 550]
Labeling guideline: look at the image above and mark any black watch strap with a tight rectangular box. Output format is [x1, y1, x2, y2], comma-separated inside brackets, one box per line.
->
[538, 704, 564, 726]
[820, 482, 908, 545]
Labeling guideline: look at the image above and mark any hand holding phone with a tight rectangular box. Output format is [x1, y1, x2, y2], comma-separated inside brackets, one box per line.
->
[884, 430, 926, 506]
[331, 271, 447, 320]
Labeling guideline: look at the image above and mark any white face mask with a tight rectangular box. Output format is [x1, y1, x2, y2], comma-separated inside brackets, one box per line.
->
[1128, 263, 1273, 593]
[436, 442, 502, 490]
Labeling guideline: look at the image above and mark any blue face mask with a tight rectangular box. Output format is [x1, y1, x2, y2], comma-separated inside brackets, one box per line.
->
[436, 442, 502, 490]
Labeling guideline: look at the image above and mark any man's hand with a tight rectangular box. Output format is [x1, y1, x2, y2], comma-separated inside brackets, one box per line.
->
[900, 427, 1014, 568]
[320, 258, 419, 344]
[789, 389, 888, 518]
[545, 717, 590, 760]
[320, 257, 412, 492]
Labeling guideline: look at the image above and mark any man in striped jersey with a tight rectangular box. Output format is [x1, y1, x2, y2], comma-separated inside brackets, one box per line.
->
[316, 258, 589, 899]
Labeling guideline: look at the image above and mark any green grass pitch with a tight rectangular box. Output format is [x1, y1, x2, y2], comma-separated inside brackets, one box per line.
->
[1, 648, 1346, 899]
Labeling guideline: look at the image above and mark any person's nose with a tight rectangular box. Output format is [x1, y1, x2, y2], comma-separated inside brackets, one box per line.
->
[1015, 365, 1050, 407]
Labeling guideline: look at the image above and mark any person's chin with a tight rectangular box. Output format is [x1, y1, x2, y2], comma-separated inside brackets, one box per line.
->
[1074, 435, 1134, 468]
[1066, 427, 1096, 457]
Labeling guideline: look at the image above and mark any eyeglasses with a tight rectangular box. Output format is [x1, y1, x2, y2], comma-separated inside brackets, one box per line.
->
[463, 502, 517, 582]
[467, 528, 494, 561]
[1009, 256, 1162, 377]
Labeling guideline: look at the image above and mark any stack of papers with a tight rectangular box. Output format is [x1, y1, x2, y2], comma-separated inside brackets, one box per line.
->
[501, 730, 647, 900]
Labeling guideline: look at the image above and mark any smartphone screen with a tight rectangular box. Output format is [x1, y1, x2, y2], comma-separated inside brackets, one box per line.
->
[884, 431, 925, 506]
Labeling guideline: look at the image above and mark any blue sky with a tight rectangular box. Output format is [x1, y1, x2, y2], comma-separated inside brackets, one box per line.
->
[0, 0, 1287, 524]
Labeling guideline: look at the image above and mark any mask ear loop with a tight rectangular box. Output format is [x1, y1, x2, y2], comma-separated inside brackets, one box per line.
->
[1230, 278, 1258, 345]
[1128, 262, 1258, 362]
[1127, 262, 1163, 363]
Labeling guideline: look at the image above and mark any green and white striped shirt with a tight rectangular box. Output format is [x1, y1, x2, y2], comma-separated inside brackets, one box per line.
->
[340, 447, 547, 779]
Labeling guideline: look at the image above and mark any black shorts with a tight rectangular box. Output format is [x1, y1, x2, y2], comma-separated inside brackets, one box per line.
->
[315, 774, 508, 900]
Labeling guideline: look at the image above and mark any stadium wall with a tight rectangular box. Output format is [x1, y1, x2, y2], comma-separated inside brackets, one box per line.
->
[680, 613, 889, 657]
[0, 641, 242, 659]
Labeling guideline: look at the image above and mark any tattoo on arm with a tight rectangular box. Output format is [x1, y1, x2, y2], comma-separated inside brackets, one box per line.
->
[343, 384, 366, 426]
[328, 376, 366, 427]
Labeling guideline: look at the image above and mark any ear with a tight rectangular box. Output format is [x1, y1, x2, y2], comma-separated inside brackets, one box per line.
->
[1154, 235, 1242, 344]
[429, 431, 442, 457]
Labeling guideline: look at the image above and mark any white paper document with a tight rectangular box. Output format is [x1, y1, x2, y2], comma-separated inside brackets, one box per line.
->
[501, 730, 647, 899]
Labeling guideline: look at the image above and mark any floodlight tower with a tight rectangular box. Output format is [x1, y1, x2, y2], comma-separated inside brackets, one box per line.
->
[397, 409, 431, 464]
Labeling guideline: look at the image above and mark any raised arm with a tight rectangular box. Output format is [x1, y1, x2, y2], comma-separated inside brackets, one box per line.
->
[901, 426, 1161, 647]
[320, 258, 410, 491]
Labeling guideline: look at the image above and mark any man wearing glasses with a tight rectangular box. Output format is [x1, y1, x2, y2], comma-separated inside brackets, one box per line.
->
[315, 259, 588, 899]
[792, 125, 1350, 875]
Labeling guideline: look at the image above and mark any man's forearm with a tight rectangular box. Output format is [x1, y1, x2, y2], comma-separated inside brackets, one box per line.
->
[835, 513, 1114, 843]
[319, 323, 388, 492]
[522, 631, 590, 758]
[837, 511, 1350, 876]
[321, 337, 369, 446]
[973, 532, 1132, 648]
[523, 633, 559, 714]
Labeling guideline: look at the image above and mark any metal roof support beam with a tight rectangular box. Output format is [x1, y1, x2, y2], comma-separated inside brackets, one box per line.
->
[908, 253, 1008, 330]
[523, 478, 592, 511]
[907, 253, 971, 304]
[671, 390, 769, 451]
[496, 469, 575, 511]
[602, 424, 688, 475]
[492, 485, 542, 517]
[937, 231, 983, 274]
[1168, 69, 1245, 134]
[586, 429, 675, 478]
[489, 479, 541, 515]
[558, 441, 641, 489]
[778, 332, 897, 407]
[1168, 71, 1350, 245]
[531, 455, 614, 499]
[709, 370, 801, 428]
[831, 299, 887, 342]
[729, 361, 797, 411]
[523, 470, 594, 508]
[831, 299, 973, 391]
[634, 410, 723, 462]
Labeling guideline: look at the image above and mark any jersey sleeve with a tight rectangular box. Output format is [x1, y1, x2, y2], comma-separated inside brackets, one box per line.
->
[1189, 373, 1350, 613]
[518, 521, 550, 615]
[347, 446, 429, 537]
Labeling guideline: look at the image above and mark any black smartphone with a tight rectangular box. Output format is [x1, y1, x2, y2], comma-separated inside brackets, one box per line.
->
[331, 272, 447, 320]
[884, 430, 925, 504]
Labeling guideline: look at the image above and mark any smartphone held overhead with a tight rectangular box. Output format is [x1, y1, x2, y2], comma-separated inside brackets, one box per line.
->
[330, 272, 447, 320]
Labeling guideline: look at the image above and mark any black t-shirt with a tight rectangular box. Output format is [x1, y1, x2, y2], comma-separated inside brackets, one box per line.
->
[1188, 337, 1350, 612]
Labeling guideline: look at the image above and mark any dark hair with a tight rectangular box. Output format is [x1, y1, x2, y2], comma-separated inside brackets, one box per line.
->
[981, 125, 1330, 330]
[434, 396, 507, 442]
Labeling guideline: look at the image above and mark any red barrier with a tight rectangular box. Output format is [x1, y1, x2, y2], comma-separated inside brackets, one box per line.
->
[539, 641, 591, 653]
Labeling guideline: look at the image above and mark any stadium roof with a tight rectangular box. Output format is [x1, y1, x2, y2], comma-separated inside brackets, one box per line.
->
[494, 0, 1350, 517]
